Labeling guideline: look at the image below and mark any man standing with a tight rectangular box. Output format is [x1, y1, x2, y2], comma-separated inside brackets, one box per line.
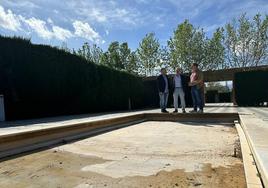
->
[189, 63, 204, 113]
[157, 68, 169, 113]
[173, 68, 186, 113]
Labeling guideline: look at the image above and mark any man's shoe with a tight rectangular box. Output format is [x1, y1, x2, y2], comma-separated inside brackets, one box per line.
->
[163, 109, 169, 113]
[197, 109, 204, 113]
[173, 109, 178, 113]
[182, 109, 186, 113]
[189, 110, 197, 113]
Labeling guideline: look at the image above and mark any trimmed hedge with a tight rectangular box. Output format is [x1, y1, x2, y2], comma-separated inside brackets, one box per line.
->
[0, 36, 144, 120]
[206, 90, 218, 103]
[234, 70, 268, 106]
[219, 92, 231, 103]
[142, 79, 159, 108]
[205, 91, 231, 103]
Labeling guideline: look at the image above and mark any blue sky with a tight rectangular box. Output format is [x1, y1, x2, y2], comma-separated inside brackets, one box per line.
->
[1, 0, 268, 51]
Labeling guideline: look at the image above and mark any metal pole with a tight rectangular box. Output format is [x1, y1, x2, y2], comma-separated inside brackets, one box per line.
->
[0, 95, 5, 121]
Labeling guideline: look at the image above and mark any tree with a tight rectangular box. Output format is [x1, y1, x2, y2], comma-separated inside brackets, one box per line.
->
[100, 52, 109, 65]
[91, 44, 103, 64]
[224, 13, 268, 68]
[251, 14, 268, 66]
[168, 20, 207, 72]
[137, 33, 160, 76]
[126, 51, 139, 75]
[106, 41, 122, 69]
[119, 42, 131, 70]
[204, 28, 225, 70]
[77, 42, 90, 61]
[168, 20, 194, 72]
[59, 42, 70, 53]
[99, 41, 139, 73]
[76, 42, 103, 64]
[191, 28, 207, 70]
[157, 46, 171, 72]
[168, 20, 228, 71]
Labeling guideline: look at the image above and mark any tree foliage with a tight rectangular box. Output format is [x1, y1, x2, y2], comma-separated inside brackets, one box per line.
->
[168, 20, 225, 72]
[77, 42, 103, 64]
[74, 13, 268, 75]
[204, 28, 225, 70]
[76, 41, 139, 75]
[137, 33, 160, 76]
[224, 13, 268, 68]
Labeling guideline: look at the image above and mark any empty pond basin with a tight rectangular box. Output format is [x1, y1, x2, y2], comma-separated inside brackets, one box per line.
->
[0, 121, 246, 188]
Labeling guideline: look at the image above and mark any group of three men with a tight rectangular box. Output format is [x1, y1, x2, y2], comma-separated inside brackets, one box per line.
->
[157, 63, 204, 113]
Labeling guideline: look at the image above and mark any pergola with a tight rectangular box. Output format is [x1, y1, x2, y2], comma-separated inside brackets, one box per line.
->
[203, 65, 268, 104]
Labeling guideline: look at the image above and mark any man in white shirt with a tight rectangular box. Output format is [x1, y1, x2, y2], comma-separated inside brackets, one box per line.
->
[173, 68, 186, 113]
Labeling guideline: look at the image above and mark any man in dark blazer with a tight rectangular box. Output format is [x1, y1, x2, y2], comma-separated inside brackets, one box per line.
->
[172, 68, 187, 113]
[157, 68, 169, 113]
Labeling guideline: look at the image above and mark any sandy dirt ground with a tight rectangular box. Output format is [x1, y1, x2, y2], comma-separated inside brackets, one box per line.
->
[0, 121, 246, 188]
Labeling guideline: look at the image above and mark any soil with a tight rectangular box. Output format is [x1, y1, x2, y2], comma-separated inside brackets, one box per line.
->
[0, 121, 246, 188]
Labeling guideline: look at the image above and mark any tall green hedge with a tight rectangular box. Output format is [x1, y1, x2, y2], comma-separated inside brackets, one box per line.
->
[234, 70, 268, 106]
[0, 36, 144, 120]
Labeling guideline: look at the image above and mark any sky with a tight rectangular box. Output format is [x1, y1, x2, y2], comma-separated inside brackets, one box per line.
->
[1, 0, 268, 51]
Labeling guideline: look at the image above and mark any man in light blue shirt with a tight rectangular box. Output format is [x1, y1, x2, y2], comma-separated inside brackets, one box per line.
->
[173, 68, 186, 113]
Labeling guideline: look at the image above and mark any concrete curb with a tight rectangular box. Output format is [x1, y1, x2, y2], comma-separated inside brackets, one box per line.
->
[235, 121, 263, 188]
[0, 114, 146, 159]
[239, 113, 268, 188]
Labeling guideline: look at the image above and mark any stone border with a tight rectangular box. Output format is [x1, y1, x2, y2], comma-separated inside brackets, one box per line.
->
[0, 114, 146, 159]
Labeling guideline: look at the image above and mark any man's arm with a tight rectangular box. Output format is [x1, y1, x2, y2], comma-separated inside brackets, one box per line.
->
[157, 76, 162, 92]
[196, 71, 204, 84]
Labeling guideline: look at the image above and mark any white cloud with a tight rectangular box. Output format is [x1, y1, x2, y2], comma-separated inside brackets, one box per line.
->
[53, 9, 59, 14]
[73, 20, 102, 43]
[105, 29, 109, 35]
[47, 18, 53, 24]
[0, 5, 21, 31]
[52, 26, 73, 41]
[22, 17, 74, 41]
[91, 8, 107, 23]
[22, 17, 53, 39]
[67, 1, 143, 28]
[0, 5, 102, 42]
[1, 0, 39, 9]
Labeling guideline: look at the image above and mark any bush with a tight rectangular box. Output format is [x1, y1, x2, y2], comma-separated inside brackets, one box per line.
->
[234, 70, 268, 106]
[0, 36, 145, 120]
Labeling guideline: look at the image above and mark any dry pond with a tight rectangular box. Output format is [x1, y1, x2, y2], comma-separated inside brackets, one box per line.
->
[0, 121, 246, 188]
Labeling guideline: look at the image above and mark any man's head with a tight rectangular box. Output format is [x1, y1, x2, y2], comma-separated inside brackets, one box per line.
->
[176, 68, 181, 75]
[191, 63, 199, 72]
[161, 68, 167, 75]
